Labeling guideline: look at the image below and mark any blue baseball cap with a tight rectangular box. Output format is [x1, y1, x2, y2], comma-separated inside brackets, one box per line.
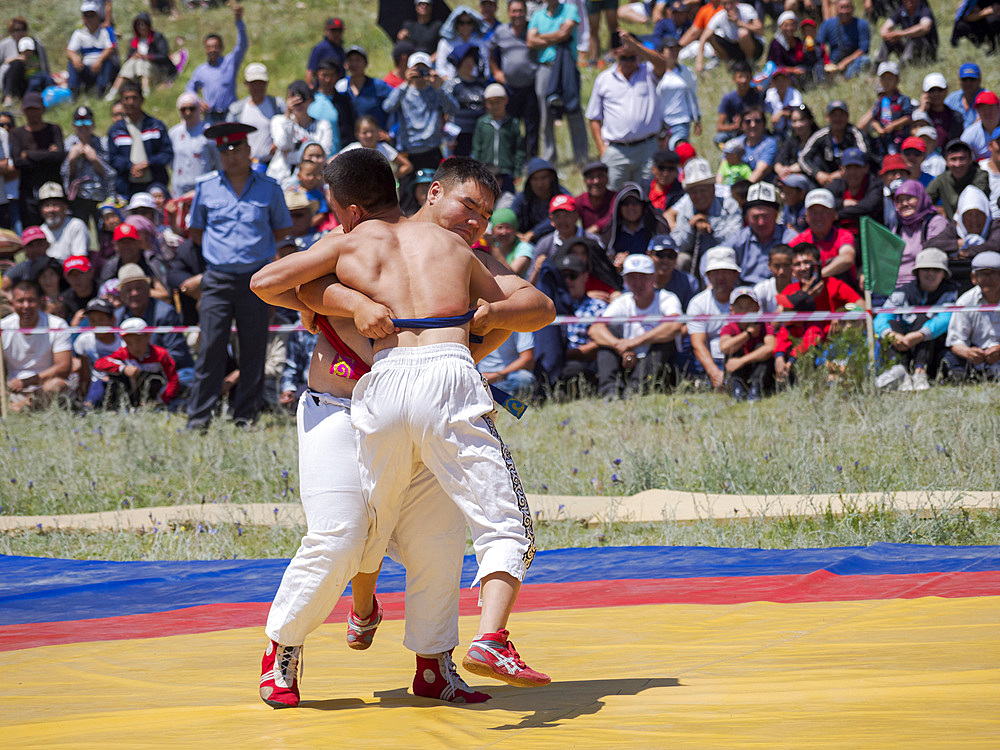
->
[841, 147, 866, 167]
[959, 63, 981, 79]
[991, 126, 1000, 143]
[648, 234, 678, 253]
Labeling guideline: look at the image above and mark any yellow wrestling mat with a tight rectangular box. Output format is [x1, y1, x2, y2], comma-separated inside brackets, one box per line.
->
[3, 597, 998, 749]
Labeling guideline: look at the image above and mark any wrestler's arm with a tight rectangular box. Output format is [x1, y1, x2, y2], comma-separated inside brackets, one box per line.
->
[471, 251, 557, 335]
[297, 273, 397, 339]
[249, 233, 345, 310]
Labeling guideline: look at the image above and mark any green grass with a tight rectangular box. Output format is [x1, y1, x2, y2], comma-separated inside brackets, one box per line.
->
[19, 0, 994, 195]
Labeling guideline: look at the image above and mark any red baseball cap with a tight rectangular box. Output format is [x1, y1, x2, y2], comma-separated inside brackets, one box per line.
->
[549, 195, 576, 213]
[800, 18, 816, 27]
[21, 226, 47, 244]
[901, 136, 926, 153]
[326, 17, 344, 29]
[975, 90, 999, 107]
[63, 255, 92, 274]
[879, 153, 908, 175]
[675, 141, 697, 165]
[114, 223, 141, 242]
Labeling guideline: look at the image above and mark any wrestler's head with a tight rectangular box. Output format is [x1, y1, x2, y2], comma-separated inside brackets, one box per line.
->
[423, 157, 501, 246]
[324, 149, 399, 231]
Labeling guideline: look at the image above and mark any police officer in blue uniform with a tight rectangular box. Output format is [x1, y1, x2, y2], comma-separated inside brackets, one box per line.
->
[186, 122, 292, 429]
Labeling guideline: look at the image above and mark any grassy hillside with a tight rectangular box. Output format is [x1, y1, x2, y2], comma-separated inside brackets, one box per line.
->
[17, 0, 989, 193]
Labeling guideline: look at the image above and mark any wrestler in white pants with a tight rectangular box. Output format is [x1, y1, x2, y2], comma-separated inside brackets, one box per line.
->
[266, 390, 468, 655]
[353, 344, 536, 587]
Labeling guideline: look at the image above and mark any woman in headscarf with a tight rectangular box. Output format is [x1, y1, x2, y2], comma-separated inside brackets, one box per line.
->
[435, 6, 489, 80]
[891, 179, 948, 288]
[599, 183, 668, 271]
[550, 235, 622, 300]
[929, 185, 1000, 291]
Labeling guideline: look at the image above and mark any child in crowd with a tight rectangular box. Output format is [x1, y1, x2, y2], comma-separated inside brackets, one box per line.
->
[764, 68, 802, 138]
[719, 287, 776, 400]
[858, 62, 914, 155]
[753, 244, 795, 312]
[72, 298, 122, 408]
[729, 178, 752, 212]
[292, 159, 331, 230]
[778, 174, 809, 232]
[94, 317, 179, 408]
[717, 141, 752, 186]
[338, 115, 412, 177]
[471, 83, 525, 196]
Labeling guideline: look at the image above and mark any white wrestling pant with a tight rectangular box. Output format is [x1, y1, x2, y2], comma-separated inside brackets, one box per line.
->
[265, 391, 467, 654]
[352, 343, 536, 586]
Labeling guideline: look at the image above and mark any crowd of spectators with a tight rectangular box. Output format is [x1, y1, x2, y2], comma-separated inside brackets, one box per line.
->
[2, 0, 1000, 416]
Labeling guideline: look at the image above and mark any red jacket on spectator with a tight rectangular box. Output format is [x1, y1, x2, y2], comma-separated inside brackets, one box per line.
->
[789, 226, 858, 286]
[94, 344, 180, 404]
[774, 277, 860, 359]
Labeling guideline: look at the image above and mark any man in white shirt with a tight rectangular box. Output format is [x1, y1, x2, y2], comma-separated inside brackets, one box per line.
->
[586, 31, 666, 191]
[589, 253, 683, 398]
[66, 0, 119, 98]
[687, 246, 741, 390]
[38, 182, 89, 262]
[943, 251, 1000, 382]
[981, 126, 1000, 220]
[698, 0, 764, 69]
[228, 63, 285, 166]
[2, 279, 72, 412]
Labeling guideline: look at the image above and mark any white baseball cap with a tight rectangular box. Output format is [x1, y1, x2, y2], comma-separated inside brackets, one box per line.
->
[17, 37, 36, 53]
[119, 317, 149, 335]
[877, 61, 899, 77]
[127, 192, 157, 211]
[703, 246, 741, 274]
[484, 83, 508, 100]
[923, 72, 947, 92]
[80, 0, 101, 13]
[805, 188, 835, 210]
[244, 63, 268, 82]
[915, 126, 938, 141]
[407, 52, 433, 69]
[681, 157, 714, 187]
[912, 248, 950, 275]
[622, 254, 656, 275]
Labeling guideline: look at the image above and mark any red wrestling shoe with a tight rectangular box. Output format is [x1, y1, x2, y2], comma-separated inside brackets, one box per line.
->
[346, 595, 382, 650]
[259, 640, 302, 708]
[413, 649, 491, 704]
[462, 630, 550, 687]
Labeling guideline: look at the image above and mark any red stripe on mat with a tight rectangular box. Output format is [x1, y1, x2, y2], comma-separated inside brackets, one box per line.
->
[2, 569, 998, 652]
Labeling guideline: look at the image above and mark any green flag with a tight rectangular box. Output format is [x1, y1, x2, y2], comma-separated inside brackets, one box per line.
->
[860, 216, 906, 296]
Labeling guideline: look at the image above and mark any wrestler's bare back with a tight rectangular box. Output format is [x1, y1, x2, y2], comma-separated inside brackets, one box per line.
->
[329, 217, 505, 353]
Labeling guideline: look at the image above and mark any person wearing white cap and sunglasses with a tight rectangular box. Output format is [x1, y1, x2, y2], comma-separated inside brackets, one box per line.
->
[943, 251, 1000, 382]
[589, 253, 683, 397]
[686, 246, 741, 390]
[227, 63, 285, 166]
[66, 1, 119, 98]
[874, 248, 958, 391]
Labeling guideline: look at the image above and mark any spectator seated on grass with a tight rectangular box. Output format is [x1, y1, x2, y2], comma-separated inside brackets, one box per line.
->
[951, 0, 1000, 56]
[942, 250, 1000, 382]
[875, 248, 958, 392]
[752, 243, 795, 313]
[697, 0, 765, 72]
[763, 67, 801, 139]
[712, 60, 764, 146]
[527, 195, 601, 285]
[601, 183, 670, 272]
[1, 226, 49, 296]
[960, 91, 1000, 161]
[668, 157, 742, 280]
[1, 279, 71, 413]
[874, 0, 938, 66]
[886, 179, 948, 290]
[686, 246, 742, 391]
[647, 150, 685, 213]
[717, 139, 751, 186]
[719, 286, 776, 400]
[773, 103, 816, 185]
[930, 185, 1000, 292]
[725, 104, 777, 184]
[982, 127, 1000, 222]
[766, 12, 821, 88]
[476, 329, 536, 398]
[106, 12, 174, 100]
[511, 157, 571, 243]
[918, 73, 964, 156]
[94, 316, 180, 408]
[575, 161, 617, 235]
[798, 100, 868, 189]
[648, 234, 700, 310]
[38, 182, 89, 263]
[827, 147, 884, 242]
[857, 62, 915, 157]
[945, 63, 984, 130]
[66, 1, 119, 99]
[486, 207, 533, 278]
[724, 181, 796, 285]
[777, 173, 809, 233]
[816, 0, 870, 80]
[773, 242, 862, 386]
[589, 253, 683, 399]
[789, 188, 858, 290]
[0, 18, 52, 104]
[114, 262, 194, 390]
[73, 297, 122, 408]
[61, 256, 98, 324]
[926, 139, 991, 222]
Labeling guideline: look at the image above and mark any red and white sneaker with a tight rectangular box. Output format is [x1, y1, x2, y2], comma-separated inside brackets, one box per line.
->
[346, 595, 382, 650]
[462, 630, 550, 688]
[413, 649, 491, 704]
[259, 640, 302, 708]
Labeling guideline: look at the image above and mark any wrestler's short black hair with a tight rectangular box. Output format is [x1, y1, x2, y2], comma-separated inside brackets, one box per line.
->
[323, 148, 399, 212]
[432, 157, 501, 203]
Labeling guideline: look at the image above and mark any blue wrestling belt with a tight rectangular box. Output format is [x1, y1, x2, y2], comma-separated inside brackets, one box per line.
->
[390, 311, 528, 419]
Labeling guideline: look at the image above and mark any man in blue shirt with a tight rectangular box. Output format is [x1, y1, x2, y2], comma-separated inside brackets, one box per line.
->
[306, 18, 346, 89]
[186, 122, 292, 430]
[945, 63, 985, 130]
[186, 5, 248, 124]
[817, 0, 871, 79]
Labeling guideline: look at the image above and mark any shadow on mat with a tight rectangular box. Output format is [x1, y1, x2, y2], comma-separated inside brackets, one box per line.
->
[300, 676, 680, 729]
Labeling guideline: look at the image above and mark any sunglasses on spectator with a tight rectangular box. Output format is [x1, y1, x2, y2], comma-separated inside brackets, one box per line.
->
[560, 271, 580, 281]
[903, 149, 922, 156]
[742, 117, 762, 125]
[655, 163, 678, 171]
[651, 249, 677, 258]
[12, 26, 27, 32]
[620, 198, 643, 207]
[0, 121, 12, 129]
[179, 106, 196, 113]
